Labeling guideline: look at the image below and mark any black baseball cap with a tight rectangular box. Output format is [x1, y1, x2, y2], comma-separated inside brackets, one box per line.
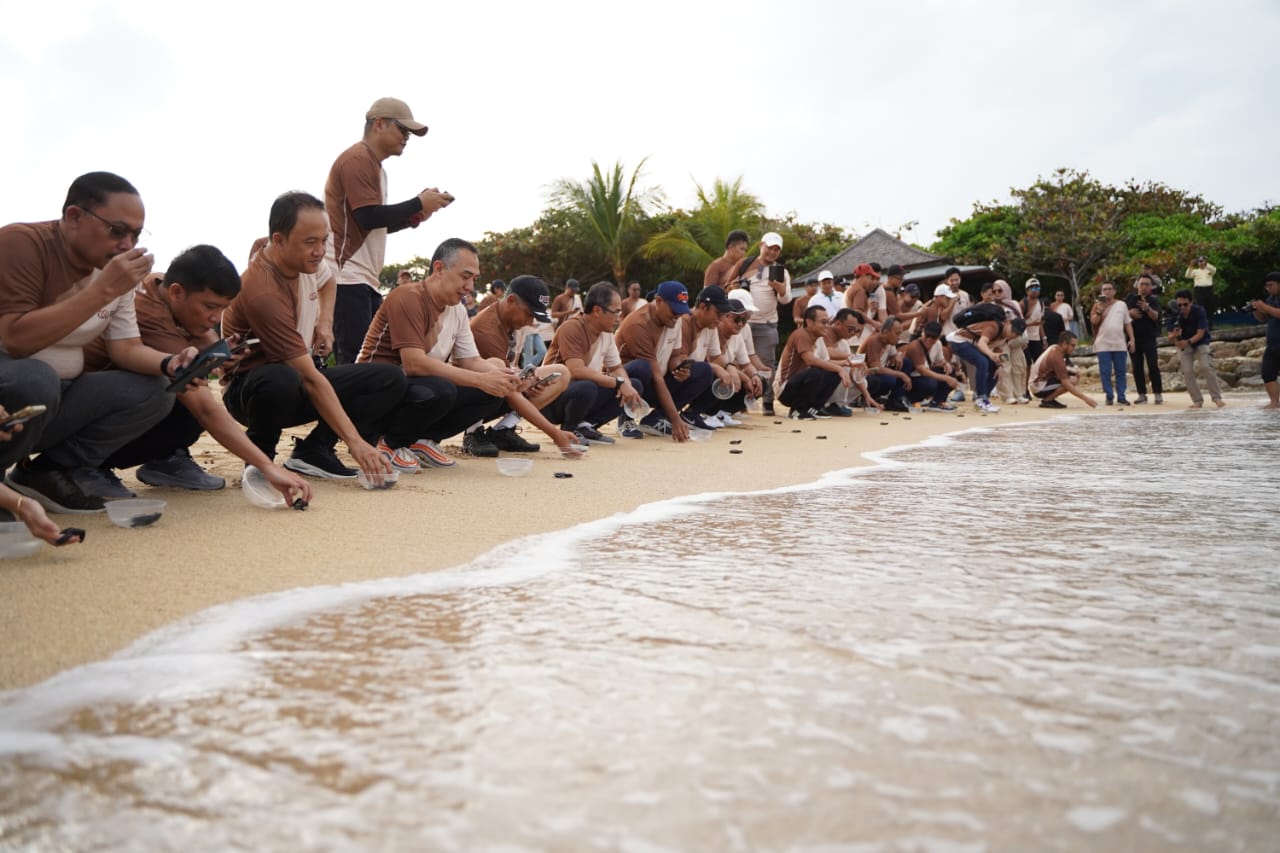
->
[697, 285, 733, 313]
[509, 275, 552, 323]
[886, 264, 907, 278]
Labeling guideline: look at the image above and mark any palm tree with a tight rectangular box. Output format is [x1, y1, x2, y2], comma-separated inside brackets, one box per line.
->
[643, 177, 765, 274]
[547, 158, 663, 284]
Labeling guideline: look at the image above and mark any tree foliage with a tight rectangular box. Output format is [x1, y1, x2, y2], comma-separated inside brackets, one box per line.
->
[545, 158, 662, 286]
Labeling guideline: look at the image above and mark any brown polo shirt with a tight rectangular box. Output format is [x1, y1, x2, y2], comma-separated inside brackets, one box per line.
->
[221, 252, 310, 380]
[325, 141, 383, 271]
[0, 220, 94, 317]
[776, 326, 821, 387]
[358, 280, 449, 365]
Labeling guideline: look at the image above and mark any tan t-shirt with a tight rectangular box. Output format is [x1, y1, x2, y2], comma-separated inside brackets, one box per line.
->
[325, 141, 387, 288]
[0, 220, 140, 379]
[1092, 300, 1131, 352]
[545, 314, 621, 372]
[616, 302, 681, 370]
[84, 278, 203, 372]
[679, 314, 722, 362]
[776, 327, 821, 387]
[358, 281, 443, 364]
[221, 252, 311, 380]
[469, 301, 528, 365]
[742, 260, 791, 324]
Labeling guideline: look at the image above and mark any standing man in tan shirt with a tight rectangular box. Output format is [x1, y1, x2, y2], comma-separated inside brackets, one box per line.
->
[1184, 256, 1218, 328]
[741, 231, 791, 416]
[326, 97, 454, 364]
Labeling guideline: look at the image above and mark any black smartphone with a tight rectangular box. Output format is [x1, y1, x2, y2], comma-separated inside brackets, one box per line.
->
[230, 337, 260, 354]
[529, 371, 562, 391]
[0, 404, 47, 430]
[768, 264, 785, 283]
[519, 365, 538, 381]
[166, 339, 232, 393]
[676, 359, 694, 372]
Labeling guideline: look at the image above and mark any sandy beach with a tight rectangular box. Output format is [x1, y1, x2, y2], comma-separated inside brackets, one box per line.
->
[0, 394, 1233, 690]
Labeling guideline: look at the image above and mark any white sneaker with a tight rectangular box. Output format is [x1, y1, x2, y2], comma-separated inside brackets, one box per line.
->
[702, 413, 724, 429]
[717, 410, 742, 427]
[976, 398, 1001, 413]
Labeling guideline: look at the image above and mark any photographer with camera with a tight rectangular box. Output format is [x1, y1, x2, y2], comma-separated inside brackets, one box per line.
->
[739, 232, 791, 417]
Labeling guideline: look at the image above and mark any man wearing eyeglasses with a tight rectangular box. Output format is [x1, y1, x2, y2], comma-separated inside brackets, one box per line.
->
[0, 171, 197, 513]
[543, 282, 644, 444]
[326, 96, 454, 365]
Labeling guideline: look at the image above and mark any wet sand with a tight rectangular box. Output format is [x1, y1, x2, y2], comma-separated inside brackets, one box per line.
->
[0, 394, 1227, 689]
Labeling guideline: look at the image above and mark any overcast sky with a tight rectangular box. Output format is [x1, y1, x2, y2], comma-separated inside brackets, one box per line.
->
[3, 0, 1277, 275]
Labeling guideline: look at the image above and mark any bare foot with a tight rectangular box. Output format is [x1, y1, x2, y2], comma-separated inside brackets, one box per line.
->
[1263, 402, 1280, 410]
[1214, 399, 1227, 409]
[1187, 403, 1203, 409]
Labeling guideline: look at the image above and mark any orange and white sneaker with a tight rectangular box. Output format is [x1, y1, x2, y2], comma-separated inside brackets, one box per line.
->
[408, 438, 456, 468]
[376, 439, 422, 473]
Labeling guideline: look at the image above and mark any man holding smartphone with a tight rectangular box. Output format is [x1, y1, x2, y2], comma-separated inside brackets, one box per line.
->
[356, 238, 518, 464]
[0, 172, 198, 513]
[83, 245, 312, 504]
[326, 97, 454, 364]
[739, 232, 791, 417]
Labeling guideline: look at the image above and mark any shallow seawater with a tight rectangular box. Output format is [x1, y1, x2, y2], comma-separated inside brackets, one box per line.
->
[2, 409, 1279, 851]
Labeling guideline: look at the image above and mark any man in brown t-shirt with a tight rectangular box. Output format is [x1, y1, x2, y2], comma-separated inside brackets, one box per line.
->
[704, 229, 749, 287]
[775, 305, 850, 419]
[1, 171, 194, 514]
[357, 238, 522, 464]
[792, 280, 819, 326]
[467, 275, 580, 455]
[544, 282, 645, 443]
[221, 192, 404, 484]
[620, 281, 646, 318]
[327, 97, 453, 364]
[843, 263, 883, 330]
[88, 245, 312, 503]
[614, 281, 712, 442]
[551, 279, 583, 327]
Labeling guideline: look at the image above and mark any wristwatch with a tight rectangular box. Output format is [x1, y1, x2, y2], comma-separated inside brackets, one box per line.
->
[614, 375, 625, 390]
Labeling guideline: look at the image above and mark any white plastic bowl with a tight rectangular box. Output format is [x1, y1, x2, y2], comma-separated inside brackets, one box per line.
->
[622, 399, 653, 421]
[560, 443, 589, 458]
[105, 498, 166, 529]
[357, 467, 400, 490]
[712, 379, 734, 400]
[687, 428, 713, 442]
[496, 458, 533, 477]
[242, 465, 286, 509]
[0, 521, 41, 559]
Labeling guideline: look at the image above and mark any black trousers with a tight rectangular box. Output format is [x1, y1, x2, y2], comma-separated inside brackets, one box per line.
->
[104, 400, 205, 469]
[223, 363, 406, 461]
[333, 283, 383, 365]
[0, 356, 61, 471]
[1131, 336, 1163, 396]
[419, 385, 506, 442]
[1194, 287, 1215, 329]
[778, 367, 841, 412]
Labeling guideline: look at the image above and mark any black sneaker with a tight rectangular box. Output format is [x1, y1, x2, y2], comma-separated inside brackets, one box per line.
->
[462, 430, 499, 458]
[823, 403, 853, 417]
[284, 441, 358, 479]
[6, 461, 106, 514]
[788, 408, 817, 420]
[487, 426, 540, 453]
[1039, 399, 1067, 409]
[884, 397, 912, 413]
[574, 424, 616, 446]
[73, 466, 136, 499]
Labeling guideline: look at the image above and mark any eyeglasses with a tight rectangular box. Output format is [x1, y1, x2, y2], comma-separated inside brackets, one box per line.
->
[602, 307, 623, 315]
[81, 208, 147, 243]
[730, 316, 747, 325]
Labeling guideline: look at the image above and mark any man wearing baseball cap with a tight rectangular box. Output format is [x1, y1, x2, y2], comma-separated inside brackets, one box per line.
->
[1249, 271, 1280, 409]
[1021, 278, 1046, 367]
[843, 263, 883, 331]
[810, 270, 841, 318]
[680, 285, 738, 429]
[326, 96, 454, 364]
[738, 231, 790, 416]
[615, 281, 711, 441]
[467, 275, 580, 455]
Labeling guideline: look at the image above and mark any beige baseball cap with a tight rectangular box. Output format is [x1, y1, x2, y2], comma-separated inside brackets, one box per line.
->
[365, 97, 428, 136]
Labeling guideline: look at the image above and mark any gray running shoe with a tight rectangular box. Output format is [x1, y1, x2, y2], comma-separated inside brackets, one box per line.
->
[137, 449, 226, 490]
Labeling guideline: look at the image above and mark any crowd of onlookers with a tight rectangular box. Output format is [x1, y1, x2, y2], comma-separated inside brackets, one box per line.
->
[4, 95, 1279, 551]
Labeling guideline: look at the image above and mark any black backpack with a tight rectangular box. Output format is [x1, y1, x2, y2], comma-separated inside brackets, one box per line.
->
[954, 302, 1006, 330]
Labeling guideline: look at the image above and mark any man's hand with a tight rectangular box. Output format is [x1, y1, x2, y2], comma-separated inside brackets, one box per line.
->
[11, 496, 64, 546]
[671, 417, 690, 443]
[478, 369, 520, 398]
[838, 366, 852, 388]
[617, 378, 642, 406]
[0, 405, 19, 443]
[264, 464, 313, 505]
[418, 188, 454, 215]
[554, 430, 585, 458]
[94, 248, 155, 301]
[670, 364, 691, 382]
[349, 438, 392, 486]
[312, 325, 334, 360]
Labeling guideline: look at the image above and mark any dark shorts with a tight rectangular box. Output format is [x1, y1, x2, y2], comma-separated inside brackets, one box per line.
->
[1262, 346, 1280, 383]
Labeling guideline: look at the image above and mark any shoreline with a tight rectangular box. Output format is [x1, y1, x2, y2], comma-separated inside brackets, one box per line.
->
[0, 393, 1258, 690]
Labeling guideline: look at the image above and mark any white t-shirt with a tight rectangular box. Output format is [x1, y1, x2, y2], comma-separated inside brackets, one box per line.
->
[429, 303, 481, 362]
[809, 290, 842, 318]
[746, 266, 792, 324]
[1093, 300, 1131, 352]
[584, 331, 622, 373]
[31, 271, 140, 379]
[723, 330, 751, 366]
[688, 325, 722, 362]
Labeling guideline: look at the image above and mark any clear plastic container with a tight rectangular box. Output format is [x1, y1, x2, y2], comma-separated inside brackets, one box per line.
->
[0, 521, 41, 559]
[357, 467, 400, 490]
[622, 399, 653, 421]
[496, 458, 533, 477]
[242, 465, 286, 509]
[105, 499, 166, 529]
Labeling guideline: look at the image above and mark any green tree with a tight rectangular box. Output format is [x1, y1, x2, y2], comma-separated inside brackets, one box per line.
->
[547, 158, 663, 285]
[642, 176, 765, 278]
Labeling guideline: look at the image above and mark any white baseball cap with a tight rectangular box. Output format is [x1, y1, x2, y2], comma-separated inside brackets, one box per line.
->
[761, 232, 783, 248]
[818, 270, 834, 281]
[933, 284, 956, 299]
